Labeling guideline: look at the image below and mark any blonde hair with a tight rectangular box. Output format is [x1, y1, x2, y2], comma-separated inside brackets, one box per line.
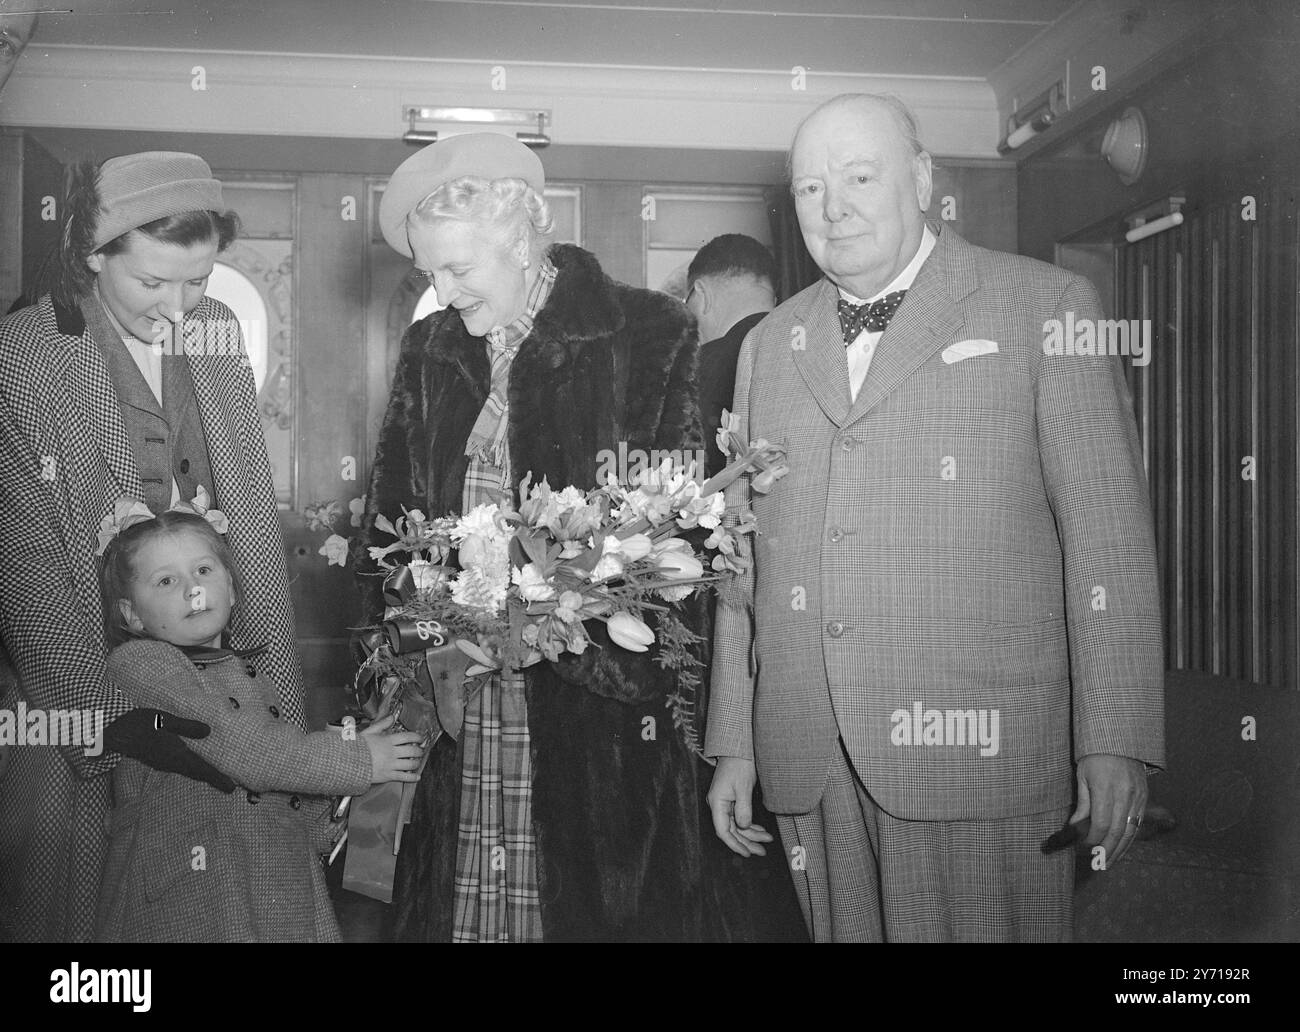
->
[409, 176, 553, 259]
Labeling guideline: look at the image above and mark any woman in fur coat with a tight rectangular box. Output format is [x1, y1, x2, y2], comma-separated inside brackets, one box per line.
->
[360, 134, 801, 941]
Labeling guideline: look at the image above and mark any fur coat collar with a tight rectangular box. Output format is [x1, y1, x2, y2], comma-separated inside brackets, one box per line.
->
[363, 242, 700, 533]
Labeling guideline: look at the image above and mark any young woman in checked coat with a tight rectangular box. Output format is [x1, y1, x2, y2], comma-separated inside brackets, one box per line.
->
[0, 152, 305, 942]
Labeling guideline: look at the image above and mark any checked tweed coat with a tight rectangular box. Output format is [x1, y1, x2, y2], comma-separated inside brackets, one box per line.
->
[0, 294, 306, 942]
[706, 227, 1165, 819]
[97, 640, 370, 942]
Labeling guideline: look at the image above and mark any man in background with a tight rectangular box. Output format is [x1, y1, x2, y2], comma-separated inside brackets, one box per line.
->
[685, 234, 776, 476]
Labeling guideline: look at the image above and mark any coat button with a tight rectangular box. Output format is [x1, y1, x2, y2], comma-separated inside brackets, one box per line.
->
[827, 527, 843, 543]
[245, 663, 258, 677]
[269, 705, 280, 718]
[246, 791, 260, 805]
[228, 696, 240, 709]
[826, 621, 845, 637]
[289, 795, 302, 810]
[841, 437, 857, 452]
[180, 459, 190, 474]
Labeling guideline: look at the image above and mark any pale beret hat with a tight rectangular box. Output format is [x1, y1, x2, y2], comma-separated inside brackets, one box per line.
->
[93, 151, 225, 250]
[378, 132, 546, 257]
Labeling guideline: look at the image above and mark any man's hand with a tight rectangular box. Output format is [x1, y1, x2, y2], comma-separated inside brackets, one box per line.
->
[104, 708, 236, 793]
[1071, 753, 1148, 868]
[707, 755, 774, 858]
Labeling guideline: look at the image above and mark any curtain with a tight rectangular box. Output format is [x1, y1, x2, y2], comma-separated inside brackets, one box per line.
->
[765, 185, 821, 303]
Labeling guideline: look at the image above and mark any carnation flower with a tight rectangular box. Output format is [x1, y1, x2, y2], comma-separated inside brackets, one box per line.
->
[511, 562, 556, 603]
[318, 534, 349, 567]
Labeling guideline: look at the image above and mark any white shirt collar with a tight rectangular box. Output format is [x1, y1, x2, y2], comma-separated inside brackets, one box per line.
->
[838, 225, 937, 306]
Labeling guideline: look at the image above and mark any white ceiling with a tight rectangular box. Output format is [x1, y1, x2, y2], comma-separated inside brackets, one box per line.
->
[21, 0, 1079, 79]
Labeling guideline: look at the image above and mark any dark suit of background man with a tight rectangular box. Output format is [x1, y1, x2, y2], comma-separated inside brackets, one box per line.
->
[706, 92, 1165, 942]
[685, 234, 775, 477]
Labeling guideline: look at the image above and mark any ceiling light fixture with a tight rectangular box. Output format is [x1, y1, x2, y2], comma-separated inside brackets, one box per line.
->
[401, 106, 551, 148]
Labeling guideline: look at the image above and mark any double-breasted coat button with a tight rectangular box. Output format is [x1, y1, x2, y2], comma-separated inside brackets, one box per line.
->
[246, 791, 260, 804]
[269, 704, 280, 718]
[228, 696, 240, 709]
[826, 621, 845, 637]
[289, 795, 302, 810]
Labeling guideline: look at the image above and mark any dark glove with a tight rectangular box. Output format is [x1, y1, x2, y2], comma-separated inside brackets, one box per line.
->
[103, 708, 236, 793]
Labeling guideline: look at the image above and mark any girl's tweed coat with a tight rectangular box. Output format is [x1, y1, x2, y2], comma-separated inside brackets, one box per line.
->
[97, 640, 371, 942]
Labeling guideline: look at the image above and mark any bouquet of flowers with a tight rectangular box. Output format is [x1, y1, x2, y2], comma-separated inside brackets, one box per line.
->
[340, 413, 789, 760]
[315, 416, 787, 900]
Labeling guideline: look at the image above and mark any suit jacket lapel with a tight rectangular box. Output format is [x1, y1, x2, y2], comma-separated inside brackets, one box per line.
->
[185, 321, 239, 508]
[845, 227, 975, 427]
[90, 324, 166, 422]
[791, 278, 853, 427]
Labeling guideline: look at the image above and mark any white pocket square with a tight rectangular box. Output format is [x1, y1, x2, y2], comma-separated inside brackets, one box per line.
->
[942, 339, 1000, 364]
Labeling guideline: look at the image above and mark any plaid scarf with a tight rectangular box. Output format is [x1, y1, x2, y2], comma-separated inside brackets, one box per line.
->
[462, 260, 557, 468]
[451, 259, 555, 942]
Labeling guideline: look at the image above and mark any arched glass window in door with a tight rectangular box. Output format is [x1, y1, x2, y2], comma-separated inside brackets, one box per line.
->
[410, 285, 445, 324]
[205, 261, 269, 392]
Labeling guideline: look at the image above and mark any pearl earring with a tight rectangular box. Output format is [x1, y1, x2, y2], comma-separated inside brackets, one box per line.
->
[522, 259, 531, 269]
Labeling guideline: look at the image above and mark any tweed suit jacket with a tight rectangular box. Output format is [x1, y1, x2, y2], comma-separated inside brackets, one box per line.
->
[705, 227, 1164, 819]
[97, 641, 371, 942]
[87, 297, 215, 512]
[0, 293, 305, 942]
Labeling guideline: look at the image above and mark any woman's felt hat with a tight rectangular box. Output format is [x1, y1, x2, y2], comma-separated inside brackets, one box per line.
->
[93, 151, 224, 250]
[379, 132, 546, 257]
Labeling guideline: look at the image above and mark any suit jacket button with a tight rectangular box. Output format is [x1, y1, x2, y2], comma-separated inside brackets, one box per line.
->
[827, 527, 843, 543]
[180, 459, 190, 474]
[228, 696, 240, 709]
[246, 791, 260, 804]
[269, 704, 280, 718]
[841, 437, 857, 452]
[289, 795, 302, 810]
[826, 621, 845, 637]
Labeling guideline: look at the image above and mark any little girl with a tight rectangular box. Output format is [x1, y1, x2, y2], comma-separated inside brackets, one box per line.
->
[95, 507, 424, 942]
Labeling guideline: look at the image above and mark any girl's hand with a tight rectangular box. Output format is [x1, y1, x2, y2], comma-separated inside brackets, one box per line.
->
[360, 713, 425, 784]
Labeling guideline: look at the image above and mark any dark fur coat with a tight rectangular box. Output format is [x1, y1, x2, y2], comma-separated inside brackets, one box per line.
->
[359, 244, 803, 941]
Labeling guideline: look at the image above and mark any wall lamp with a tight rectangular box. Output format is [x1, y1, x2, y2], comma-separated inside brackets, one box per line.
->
[1124, 195, 1185, 244]
[997, 82, 1064, 154]
[402, 106, 552, 148]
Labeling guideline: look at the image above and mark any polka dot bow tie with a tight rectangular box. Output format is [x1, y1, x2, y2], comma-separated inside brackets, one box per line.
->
[837, 290, 908, 344]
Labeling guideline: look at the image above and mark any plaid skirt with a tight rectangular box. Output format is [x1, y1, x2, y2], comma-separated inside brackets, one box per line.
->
[451, 669, 543, 942]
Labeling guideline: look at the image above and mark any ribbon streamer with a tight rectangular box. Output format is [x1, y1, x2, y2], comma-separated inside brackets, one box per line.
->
[384, 614, 448, 653]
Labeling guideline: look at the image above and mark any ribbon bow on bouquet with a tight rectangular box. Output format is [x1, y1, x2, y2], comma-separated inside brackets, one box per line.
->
[95, 486, 230, 556]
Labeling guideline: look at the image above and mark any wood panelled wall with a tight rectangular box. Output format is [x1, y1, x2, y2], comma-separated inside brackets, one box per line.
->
[1120, 185, 1298, 688]
[1017, 12, 1300, 691]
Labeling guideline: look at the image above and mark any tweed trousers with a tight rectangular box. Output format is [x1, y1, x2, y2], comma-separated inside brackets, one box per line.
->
[776, 740, 1074, 942]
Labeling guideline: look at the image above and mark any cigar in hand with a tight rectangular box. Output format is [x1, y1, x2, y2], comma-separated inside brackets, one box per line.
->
[1042, 819, 1091, 853]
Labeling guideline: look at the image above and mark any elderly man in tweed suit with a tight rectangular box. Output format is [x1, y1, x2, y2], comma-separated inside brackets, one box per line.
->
[706, 94, 1164, 942]
[0, 152, 303, 942]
